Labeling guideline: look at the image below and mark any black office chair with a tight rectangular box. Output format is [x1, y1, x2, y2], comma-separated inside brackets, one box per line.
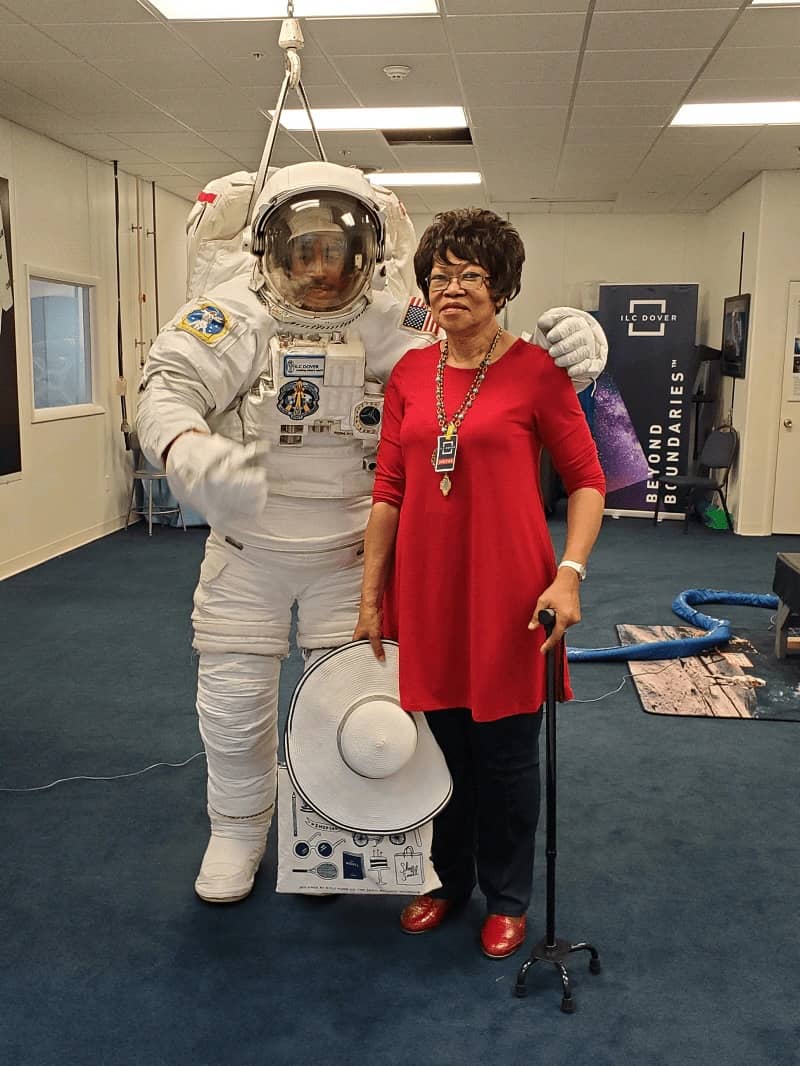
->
[652, 425, 738, 534]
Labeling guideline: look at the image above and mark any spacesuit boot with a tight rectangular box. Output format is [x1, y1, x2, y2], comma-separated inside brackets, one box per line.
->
[194, 805, 272, 903]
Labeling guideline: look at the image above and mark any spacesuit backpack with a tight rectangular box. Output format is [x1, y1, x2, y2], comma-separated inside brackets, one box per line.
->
[185, 168, 417, 307]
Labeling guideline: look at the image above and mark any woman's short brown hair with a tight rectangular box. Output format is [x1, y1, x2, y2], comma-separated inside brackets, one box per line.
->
[414, 208, 525, 308]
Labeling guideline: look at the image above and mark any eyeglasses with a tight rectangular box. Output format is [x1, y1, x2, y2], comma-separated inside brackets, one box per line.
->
[427, 270, 491, 292]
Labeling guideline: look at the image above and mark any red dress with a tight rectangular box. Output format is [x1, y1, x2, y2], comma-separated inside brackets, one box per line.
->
[372, 339, 605, 722]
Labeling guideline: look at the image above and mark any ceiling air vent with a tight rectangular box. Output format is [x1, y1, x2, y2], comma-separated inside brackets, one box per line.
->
[382, 128, 473, 147]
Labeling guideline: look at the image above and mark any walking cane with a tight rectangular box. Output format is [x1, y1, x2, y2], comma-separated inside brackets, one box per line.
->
[513, 608, 602, 1013]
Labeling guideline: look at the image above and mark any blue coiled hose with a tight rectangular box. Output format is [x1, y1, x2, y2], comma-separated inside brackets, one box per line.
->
[567, 588, 779, 662]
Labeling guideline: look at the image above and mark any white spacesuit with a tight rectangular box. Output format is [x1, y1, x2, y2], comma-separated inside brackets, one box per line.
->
[136, 160, 608, 903]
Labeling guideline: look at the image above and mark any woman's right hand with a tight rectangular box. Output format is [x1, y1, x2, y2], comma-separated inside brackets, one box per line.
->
[353, 603, 385, 662]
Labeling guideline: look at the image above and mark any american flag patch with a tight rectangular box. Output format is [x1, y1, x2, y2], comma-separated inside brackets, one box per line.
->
[401, 296, 438, 335]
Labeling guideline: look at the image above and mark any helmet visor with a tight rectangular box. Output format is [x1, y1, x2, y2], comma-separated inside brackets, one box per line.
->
[262, 192, 379, 315]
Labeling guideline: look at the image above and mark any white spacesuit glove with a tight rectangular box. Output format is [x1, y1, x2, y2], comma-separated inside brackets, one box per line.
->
[165, 432, 269, 527]
[534, 307, 608, 389]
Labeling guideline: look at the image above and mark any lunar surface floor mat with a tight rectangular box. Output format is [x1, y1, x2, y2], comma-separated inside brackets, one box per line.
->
[616, 624, 800, 722]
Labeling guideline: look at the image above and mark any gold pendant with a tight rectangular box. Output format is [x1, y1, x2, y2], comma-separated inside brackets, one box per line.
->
[440, 474, 452, 497]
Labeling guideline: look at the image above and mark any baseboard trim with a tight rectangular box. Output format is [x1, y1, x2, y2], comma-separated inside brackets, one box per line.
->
[0, 515, 134, 580]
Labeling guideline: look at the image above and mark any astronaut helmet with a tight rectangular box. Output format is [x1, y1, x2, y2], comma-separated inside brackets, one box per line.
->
[249, 161, 385, 329]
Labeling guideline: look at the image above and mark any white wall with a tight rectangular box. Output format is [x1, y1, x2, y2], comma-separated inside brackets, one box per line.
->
[410, 209, 704, 331]
[0, 118, 190, 579]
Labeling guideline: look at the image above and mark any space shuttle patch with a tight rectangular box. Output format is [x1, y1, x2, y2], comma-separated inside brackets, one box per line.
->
[177, 302, 230, 345]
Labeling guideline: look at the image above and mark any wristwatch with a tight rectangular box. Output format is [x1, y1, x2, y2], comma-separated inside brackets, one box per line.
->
[558, 559, 587, 581]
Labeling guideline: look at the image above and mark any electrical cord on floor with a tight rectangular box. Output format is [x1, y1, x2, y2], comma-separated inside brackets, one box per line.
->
[0, 751, 206, 793]
[569, 662, 674, 704]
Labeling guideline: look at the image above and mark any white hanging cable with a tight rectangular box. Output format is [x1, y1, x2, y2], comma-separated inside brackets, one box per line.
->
[0, 752, 206, 794]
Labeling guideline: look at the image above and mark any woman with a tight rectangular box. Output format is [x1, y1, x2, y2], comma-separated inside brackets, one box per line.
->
[353, 208, 605, 959]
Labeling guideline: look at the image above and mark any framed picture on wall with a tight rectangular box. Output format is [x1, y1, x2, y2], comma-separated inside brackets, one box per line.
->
[721, 293, 751, 379]
[0, 174, 22, 480]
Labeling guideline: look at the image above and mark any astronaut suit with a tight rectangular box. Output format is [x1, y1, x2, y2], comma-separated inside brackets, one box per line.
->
[136, 160, 608, 903]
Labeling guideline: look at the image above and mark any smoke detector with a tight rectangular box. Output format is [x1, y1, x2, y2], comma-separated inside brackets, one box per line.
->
[383, 64, 411, 81]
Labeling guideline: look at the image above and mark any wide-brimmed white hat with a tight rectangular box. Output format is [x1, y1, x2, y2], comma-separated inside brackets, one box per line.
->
[284, 640, 452, 834]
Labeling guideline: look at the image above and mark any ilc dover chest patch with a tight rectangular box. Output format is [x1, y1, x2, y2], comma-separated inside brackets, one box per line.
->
[177, 302, 230, 345]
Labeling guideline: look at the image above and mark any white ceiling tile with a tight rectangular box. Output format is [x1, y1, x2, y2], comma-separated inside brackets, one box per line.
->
[560, 143, 650, 169]
[565, 125, 661, 146]
[414, 187, 489, 211]
[587, 9, 735, 51]
[171, 20, 323, 60]
[705, 46, 800, 80]
[658, 126, 757, 149]
[307, 17, 448, 56]
[390, 143, 478, 167]
[676, 169, 758, 210]
[447, 14, 586, 53]
[56, 131, 139, 154]
[473, 124, 564, 159]
[95, 147, 164, 165]
[724, 8, 800, 50]
[0, 79, 89, 132]
[194, 130, 268, 156]
[0, 24, 79, 62]
[463, 81, 574, 109]
[0, 61, 153, 113]
[2, 0, 154, 20]
[595, 0, 737, 10]
[554, 200, 615, 213]
[575, 80, 685, 107]
[95, 59, 230, 92]
[443, 1, 590, 12]
[142, 90, 268, 130]
[491, 200, 552, 214]
[70, 110, 193, 134]
[571, 104, 672, 127]
[117, 131, 239, 162]
[42, 22, 200, 62]
[581, 49, 707, 82]
[456, 51, 579, 84]
[469, 106, 568, 128]
[688, 77, 800, 104]
[211, 54, 340, 90]
[332, 54, 459, 107]
[552, 177, 624, 200]
[721, 127, 800, 171]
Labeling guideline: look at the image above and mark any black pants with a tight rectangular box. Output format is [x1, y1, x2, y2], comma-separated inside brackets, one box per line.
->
[425, 708, 543, 916]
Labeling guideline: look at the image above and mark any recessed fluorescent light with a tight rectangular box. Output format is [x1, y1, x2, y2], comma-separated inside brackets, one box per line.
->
[151, 1, 438, 17]
[277, 107, 467, 131]
[367, 172, 482, 186]
[751, 1, 800, 6]
[672, 101, 800, 125]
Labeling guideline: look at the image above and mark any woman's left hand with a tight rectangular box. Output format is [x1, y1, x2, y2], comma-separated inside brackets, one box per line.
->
[528, 569, 582, 653]
[353, 603, 386, 662]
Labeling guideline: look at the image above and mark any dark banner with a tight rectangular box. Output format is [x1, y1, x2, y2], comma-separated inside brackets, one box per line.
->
[0, 175, 21, 478]
[595, 284, 698, 516]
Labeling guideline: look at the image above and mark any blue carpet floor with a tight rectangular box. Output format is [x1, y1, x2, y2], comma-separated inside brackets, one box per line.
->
[1, 517, 799, 1066]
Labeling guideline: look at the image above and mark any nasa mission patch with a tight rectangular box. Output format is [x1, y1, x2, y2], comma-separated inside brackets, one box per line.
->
[177, 302, 230, 345]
